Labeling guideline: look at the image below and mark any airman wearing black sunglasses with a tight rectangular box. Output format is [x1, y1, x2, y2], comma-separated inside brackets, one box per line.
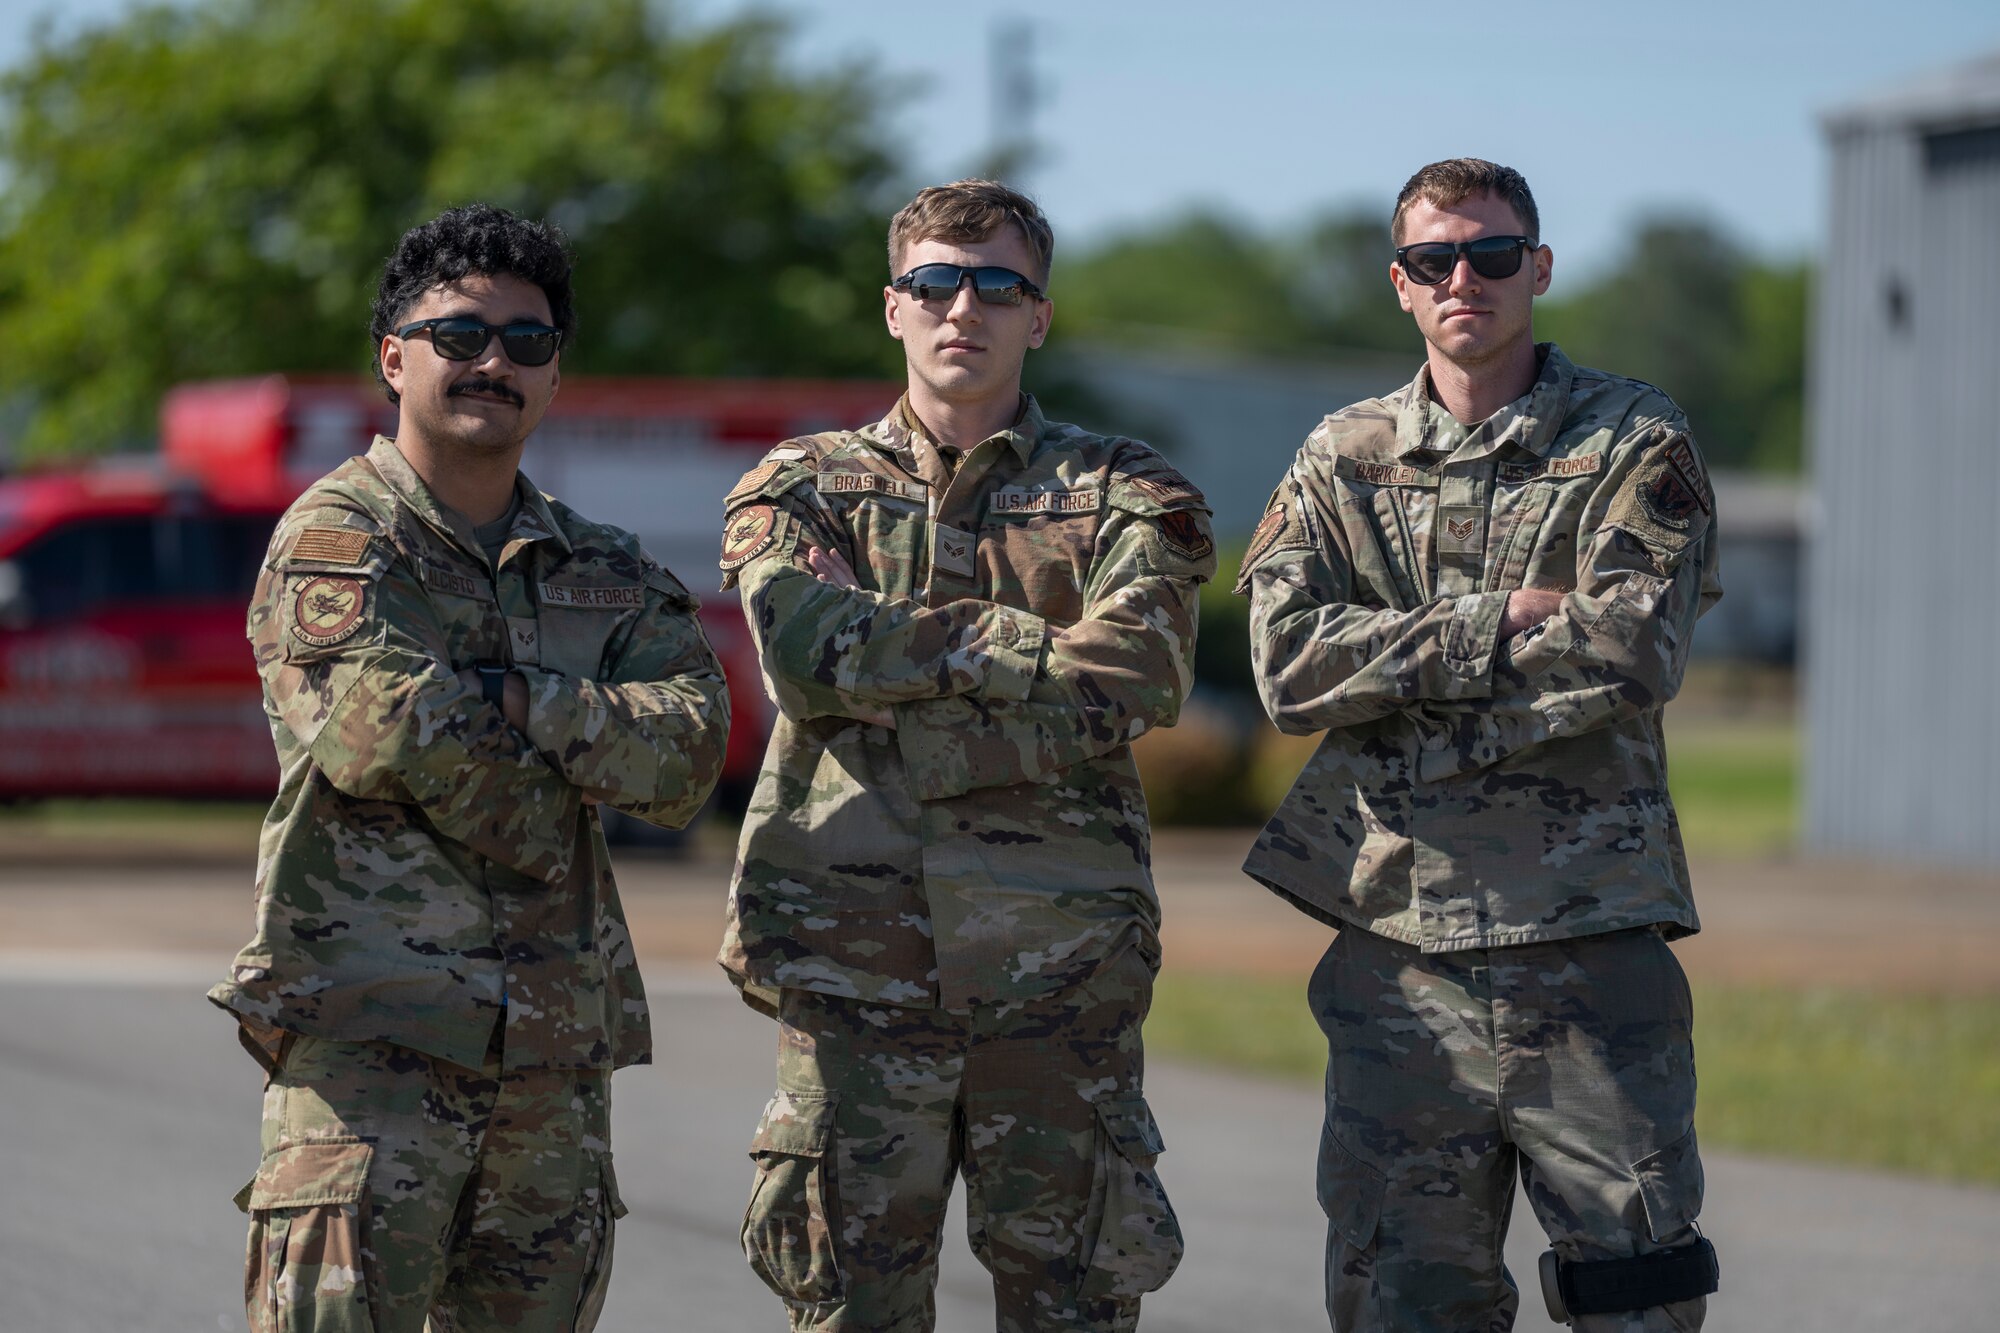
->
[719, 179, 1211, 1332]
[1238, 159, 1724, 1331]
[212, 203, 729, 1332]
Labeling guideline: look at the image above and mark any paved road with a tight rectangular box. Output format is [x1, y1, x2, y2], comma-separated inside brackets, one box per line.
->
[4, 957, 1998, 1332]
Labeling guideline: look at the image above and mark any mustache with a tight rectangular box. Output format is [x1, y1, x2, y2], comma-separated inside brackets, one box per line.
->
[448, 377, 524, 407]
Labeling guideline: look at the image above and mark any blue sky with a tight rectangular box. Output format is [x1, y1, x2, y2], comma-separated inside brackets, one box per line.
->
[11, 0, 2000, 280]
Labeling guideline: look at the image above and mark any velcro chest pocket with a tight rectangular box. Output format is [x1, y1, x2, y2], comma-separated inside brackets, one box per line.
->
[536, 578, 648, 678]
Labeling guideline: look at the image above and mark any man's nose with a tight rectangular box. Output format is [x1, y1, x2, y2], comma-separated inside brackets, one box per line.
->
[945, 279, 984, 322]
[1445, 255, 1482, 296]
[473, 333, 517, 374]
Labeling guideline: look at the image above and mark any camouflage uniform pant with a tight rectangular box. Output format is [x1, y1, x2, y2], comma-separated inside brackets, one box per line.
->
[235, 1031, 623, 1333]
[1311, 926, 1707, 1333]
[740, 949, 1183, 1333]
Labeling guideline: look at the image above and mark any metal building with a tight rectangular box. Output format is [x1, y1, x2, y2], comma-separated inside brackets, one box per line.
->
[1806, 52, 2000, 867]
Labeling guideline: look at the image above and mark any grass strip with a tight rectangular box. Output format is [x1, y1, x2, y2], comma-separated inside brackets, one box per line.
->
[1147, 971, 2000, 1187]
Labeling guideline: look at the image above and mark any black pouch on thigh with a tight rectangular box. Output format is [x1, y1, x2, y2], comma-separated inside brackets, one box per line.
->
[741, 1091, 843, 1308]
[1079, 1093, 1185, 1302]
[237, 1138, 376, 1333]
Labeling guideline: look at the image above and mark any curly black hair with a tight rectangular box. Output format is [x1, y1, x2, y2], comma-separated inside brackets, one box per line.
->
[369, 203, 576, 404]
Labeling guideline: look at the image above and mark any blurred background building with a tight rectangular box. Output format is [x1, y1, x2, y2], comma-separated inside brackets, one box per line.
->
[1806, 52, 2000, 868]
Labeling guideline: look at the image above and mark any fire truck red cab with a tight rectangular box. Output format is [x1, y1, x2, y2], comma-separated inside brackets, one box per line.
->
[0, 374, 896, 810]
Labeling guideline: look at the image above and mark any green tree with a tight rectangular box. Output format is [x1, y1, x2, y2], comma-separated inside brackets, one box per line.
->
[1053, 206, 1420, 360]
[0, 0, 902, 458]
[1537, 217, 1807, 472]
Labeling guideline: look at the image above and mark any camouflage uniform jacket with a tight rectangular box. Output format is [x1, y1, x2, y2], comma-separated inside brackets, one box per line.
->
[1238, 345, 1722, 951]
[209, 436, 729, 1071]
[718, 397, 1215, 1016]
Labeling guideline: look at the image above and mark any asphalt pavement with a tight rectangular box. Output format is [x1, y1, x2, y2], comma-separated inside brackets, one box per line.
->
[3, 955, 1998, 1332]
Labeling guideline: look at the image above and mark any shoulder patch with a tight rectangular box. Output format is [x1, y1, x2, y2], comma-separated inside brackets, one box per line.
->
[1233, 479, 1315, 595]
[720, 503, 779, 571]
[1606, 445, 1714, 568]
[289, 526, 371, 565]
[1128, 468, 1206, 510]
[727, 461, 785, 507]
[726, 456, 813, 509]
[290, 575, 368, 648]
[1156, 509, 1214, 562]
[1662, 437, 1713, 513]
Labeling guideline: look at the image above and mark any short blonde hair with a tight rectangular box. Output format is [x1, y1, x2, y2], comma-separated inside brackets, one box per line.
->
[1391, 158, 1540, 245]
[888, 179, 1054, 287]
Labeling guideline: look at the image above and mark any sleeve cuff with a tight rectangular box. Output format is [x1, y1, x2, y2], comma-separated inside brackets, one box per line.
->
[895, 699, 975, 801]
[1441, 591, 1507, 696]
[978, 606, 1046, 702]
[518, 666, 585, 764]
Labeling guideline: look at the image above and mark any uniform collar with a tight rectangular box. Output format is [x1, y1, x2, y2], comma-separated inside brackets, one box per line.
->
[365, 435, 571, 557]
[1394, 343, 1575, 461]
[869, 393, 1042, 467]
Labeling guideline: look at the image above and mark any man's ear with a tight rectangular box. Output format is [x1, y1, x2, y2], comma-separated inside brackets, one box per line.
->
[883, 286, 904, 341]
[1390, 262, 1416, 314]
[380, 335, 405, 396]
[1027, 296, 1053, 350]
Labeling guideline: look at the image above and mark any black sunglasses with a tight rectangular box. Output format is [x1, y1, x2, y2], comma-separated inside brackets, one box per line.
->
[396, 316, 564, 366]
[892, 263, 1045, 306]
[1394, 235, 1537, 286]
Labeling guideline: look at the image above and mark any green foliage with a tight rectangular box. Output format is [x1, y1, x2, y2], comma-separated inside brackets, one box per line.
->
[1058, 207, 1808, 474]
[1662, 716, 1799, 856]
[1146, 973, 2000, 1186]
[1537, 217, 1809, 472]
[1055, 208, 1421, 360]
[0, 0, 903, 458]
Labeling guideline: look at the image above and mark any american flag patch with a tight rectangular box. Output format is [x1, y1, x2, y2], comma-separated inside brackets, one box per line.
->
[289, 526, 371, 565]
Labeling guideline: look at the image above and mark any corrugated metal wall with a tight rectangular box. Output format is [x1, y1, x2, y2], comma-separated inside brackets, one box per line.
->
[1806, 107, 2000, 866]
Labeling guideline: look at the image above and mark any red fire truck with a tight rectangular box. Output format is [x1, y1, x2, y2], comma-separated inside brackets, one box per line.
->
[0, 375, 897, 820]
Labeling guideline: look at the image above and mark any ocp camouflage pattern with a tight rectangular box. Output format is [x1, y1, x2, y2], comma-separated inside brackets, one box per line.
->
[210, 435, 729, 1071]
[1238, 346, 1722, 949]
[1311, 925, 1706, 1332]
[718, 397, 1216, 1015]
[238, 1032, 624, 1332]
[741, 948, 1181, 1332]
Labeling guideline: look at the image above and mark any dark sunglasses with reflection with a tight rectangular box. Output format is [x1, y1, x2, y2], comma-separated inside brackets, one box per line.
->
[396, 316, 564, 367]
[1394, 235, 1537, 286]
[892, 263, 1045, 307]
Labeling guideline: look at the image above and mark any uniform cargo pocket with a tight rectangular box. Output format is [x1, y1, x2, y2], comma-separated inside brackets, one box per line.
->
[741, 1091, 842, 1307]
[1079, 1093, 1184, 1301]
[242, 1139, 375, 1333]
[1317, 1124, 1384, 1252]
[572, 1153, 627, 1332]
[1636, 1125, 1704, 1242]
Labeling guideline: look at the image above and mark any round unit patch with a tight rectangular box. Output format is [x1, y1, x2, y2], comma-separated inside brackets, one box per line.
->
[1156, 509, 1214, 562]
[719, 503, 779, 571]
[1243, 503, 1287, 569]
[291, 575, 367, 647]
